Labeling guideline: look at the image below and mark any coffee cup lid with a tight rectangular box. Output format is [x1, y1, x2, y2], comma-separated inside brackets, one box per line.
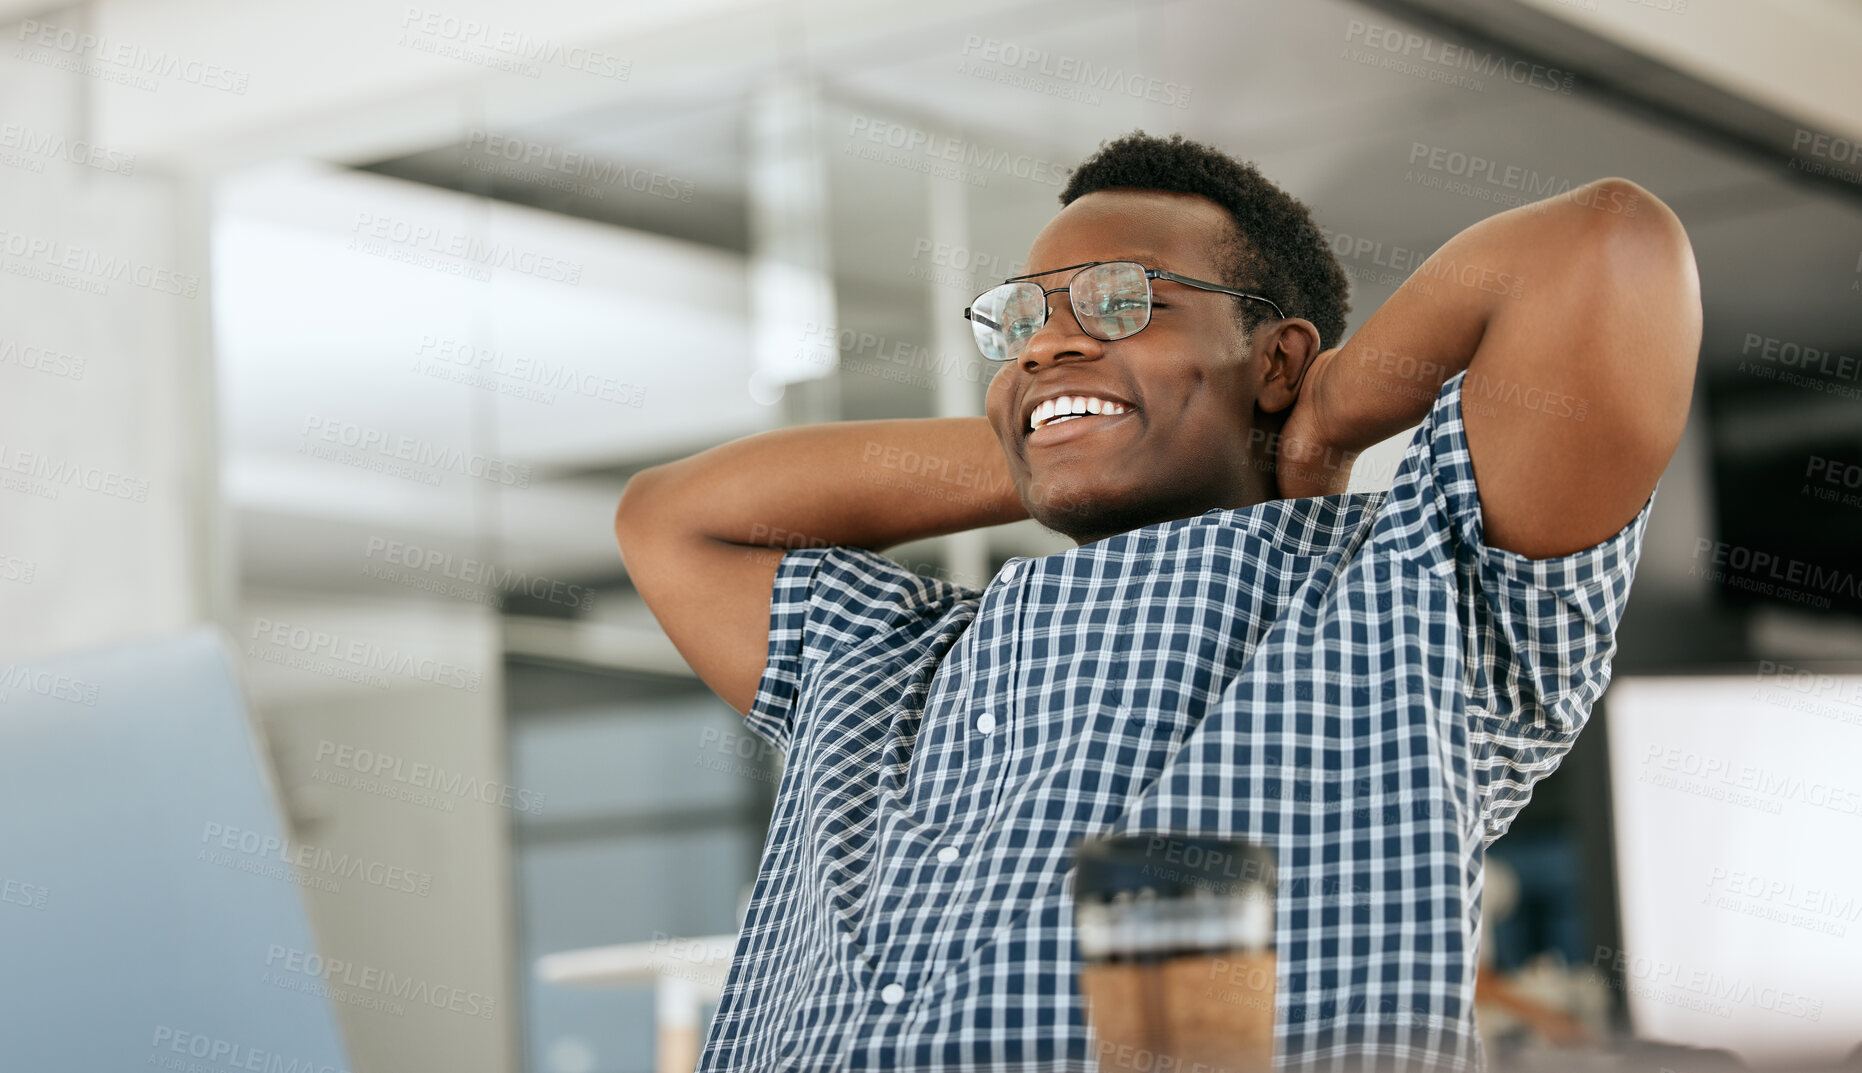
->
[1072, 834, 1276, 902]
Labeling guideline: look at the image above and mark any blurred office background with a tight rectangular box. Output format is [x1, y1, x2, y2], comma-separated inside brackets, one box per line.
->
[3, 0, 1860, 1071]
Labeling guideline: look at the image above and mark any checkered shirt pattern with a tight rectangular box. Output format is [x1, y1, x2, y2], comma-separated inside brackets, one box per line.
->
[697, 370, 1654, 1071]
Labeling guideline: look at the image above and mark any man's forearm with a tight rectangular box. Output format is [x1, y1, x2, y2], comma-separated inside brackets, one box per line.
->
[627, 416, 1029, 553]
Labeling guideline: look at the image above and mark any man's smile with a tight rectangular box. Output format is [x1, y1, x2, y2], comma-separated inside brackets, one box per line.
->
[1025, 405, 1139, 448]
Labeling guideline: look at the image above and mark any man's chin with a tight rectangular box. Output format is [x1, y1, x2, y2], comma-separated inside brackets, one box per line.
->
[1024, 483, 1159, 545]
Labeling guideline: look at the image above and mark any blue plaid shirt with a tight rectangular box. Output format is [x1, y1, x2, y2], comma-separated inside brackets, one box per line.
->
[699, 371, 1654, 1071]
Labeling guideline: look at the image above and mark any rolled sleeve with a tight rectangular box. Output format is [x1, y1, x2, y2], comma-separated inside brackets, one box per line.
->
[743, 547, 830, 756]
[1369, 370, 1655, 841]
[743, 545, 983, 756]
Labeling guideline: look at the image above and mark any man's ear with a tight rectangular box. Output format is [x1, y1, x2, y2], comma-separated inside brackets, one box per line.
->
[1251, 318, 1324, 416]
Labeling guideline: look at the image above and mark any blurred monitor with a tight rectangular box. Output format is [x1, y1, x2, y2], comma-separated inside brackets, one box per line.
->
[1606, 670, 1862, 1067]
[0, 628, 352, 1073]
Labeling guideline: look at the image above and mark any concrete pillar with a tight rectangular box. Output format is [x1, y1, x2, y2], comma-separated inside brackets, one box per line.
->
[0, 8, 224, 663]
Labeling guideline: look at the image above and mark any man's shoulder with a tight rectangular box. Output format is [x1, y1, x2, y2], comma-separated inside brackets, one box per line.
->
[776, 543, 986, 626]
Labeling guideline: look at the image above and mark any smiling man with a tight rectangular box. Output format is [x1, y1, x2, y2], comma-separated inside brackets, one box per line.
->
[614, 132, 1700, 1071]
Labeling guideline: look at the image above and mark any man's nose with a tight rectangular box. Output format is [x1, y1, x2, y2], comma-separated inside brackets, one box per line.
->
[1020, 296, 1102, 370]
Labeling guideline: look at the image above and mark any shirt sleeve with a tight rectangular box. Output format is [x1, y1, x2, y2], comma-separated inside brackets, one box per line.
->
[743, 545, 981, 756]
[1367, 369, 1656, 844]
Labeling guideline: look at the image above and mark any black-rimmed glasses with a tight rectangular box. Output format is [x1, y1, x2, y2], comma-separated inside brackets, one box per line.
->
[962, 260, 1285, 363]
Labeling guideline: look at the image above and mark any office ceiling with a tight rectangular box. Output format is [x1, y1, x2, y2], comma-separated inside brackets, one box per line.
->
[182, 0, 1862, 599]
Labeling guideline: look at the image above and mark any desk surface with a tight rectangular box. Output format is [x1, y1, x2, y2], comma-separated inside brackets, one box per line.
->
[536, 933, 737, 988]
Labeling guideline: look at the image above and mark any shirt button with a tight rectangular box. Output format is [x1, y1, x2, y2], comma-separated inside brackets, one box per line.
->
[936, 846, 960, 864]
[881, 983, 905, 1005]
[976, 712, 997, 734]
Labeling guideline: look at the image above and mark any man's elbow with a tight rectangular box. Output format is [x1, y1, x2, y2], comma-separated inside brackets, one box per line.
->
[1577, 178, 1700, 313]
[1577, 178, 1702, 461]
[613, 466, 668, 553]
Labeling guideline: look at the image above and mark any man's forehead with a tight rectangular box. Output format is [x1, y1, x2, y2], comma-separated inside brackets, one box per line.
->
[1025, 191, 1231, 277]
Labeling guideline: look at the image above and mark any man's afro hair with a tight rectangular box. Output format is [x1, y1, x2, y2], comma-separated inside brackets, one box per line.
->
[1060, 131, 1351, 350]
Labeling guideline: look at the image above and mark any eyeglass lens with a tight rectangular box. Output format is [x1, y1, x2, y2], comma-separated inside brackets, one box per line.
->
[969, 262, 1152, 362]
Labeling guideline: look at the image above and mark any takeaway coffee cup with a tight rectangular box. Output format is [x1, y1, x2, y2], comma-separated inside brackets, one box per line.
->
[1073, 835, 1277, 1073]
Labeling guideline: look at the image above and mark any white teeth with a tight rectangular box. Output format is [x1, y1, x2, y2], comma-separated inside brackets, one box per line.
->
[1029, 395, 1131, 431]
